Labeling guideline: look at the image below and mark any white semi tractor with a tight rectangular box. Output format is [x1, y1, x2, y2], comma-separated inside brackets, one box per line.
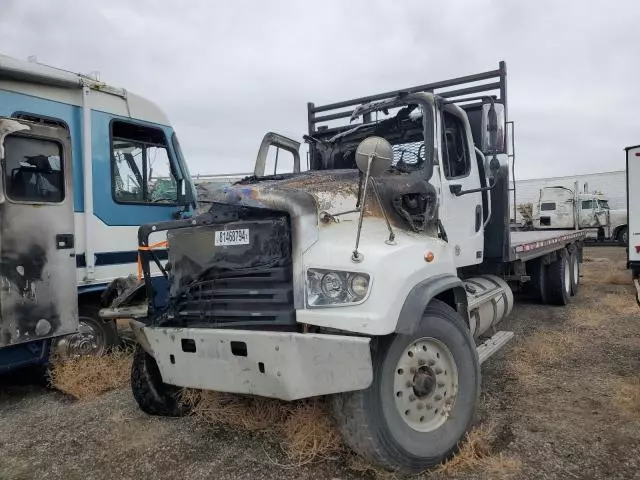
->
[523, 184, 628, 245]
[105, 62, 586, 472]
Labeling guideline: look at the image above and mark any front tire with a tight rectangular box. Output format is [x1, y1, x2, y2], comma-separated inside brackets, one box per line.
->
[131, 345, 191, 417]
[618, 226, 629, 246]
[332, 300, 480, 473]
[54, 304, 119, 357]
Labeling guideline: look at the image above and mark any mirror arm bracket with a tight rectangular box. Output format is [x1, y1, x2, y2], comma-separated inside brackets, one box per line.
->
[449, 181, 497, 197]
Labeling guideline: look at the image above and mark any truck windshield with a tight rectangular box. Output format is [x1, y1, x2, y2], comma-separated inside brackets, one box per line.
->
[171, 132, 196, 206]
[309, 104, 431, 174]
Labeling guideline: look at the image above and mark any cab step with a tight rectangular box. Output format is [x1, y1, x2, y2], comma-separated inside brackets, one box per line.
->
[477, 330, 514, 364]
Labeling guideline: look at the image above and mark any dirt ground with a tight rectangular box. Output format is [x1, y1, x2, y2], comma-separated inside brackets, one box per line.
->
[0, 246, 638, 480]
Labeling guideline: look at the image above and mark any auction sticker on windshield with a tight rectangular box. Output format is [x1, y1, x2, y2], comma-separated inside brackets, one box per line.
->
[214, 229, 250, 246]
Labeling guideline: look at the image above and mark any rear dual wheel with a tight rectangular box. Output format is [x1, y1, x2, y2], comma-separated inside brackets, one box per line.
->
[546, 249, 573, 306]
[332, 300, 480, 473]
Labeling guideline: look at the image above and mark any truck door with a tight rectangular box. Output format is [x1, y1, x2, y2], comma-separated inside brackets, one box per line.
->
[438, 108, 484, 266]
[0, 118, 77, 347]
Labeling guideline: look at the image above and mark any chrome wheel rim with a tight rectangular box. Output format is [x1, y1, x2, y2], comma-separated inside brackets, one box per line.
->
[393, 337, 459, 432]
[56, 318, 105, 357]
[564, 258, 571, 295]
[572, 255, 579, 286]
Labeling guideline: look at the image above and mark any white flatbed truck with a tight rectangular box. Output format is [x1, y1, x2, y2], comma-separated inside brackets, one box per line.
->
[106, 62, 586, 472]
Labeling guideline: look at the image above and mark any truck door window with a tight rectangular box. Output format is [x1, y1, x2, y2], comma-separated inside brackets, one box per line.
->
[111, 121, 179, 204]
[3, 135, 64, 203]
[441, 111, 470, 179]
[581, 200, 594, 209]
[598, 200, 609, 209]
[540, 202, 556, 211]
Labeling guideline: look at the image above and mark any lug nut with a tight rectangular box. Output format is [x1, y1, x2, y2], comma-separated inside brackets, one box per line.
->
[409, 395, 416, 402]
[435, 367, 443, 375]
[417, 403, 424, 410]
[410, 367, 417, 374]
[428, 359, 436, 366]
[406, 381, 412, 388]
[435, 395, 443, 401]
[437, 382, 445, 388]
[426, 404, 433, 410]
[418, 359, 426, 366]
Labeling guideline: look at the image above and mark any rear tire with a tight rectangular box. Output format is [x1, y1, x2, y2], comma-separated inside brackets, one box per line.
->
[332, 300, 480, 473]
[545, 250, 571, 306]
[131, 345, 191, 417]
[569, 248, 580, 296]
[528, 259, 549, 304]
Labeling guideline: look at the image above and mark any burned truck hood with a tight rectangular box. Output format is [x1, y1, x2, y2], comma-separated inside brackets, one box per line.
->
[196, 169, 438, 234]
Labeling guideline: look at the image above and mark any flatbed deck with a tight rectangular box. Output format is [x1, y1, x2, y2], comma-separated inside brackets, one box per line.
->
[510, 229, 586, 262]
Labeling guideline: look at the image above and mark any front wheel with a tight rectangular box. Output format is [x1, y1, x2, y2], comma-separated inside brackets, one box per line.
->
[131, 345, 191, 417]
[618, 227, 629, 246]
[332, 300, 480, 473]
[54, 305, 119, 357]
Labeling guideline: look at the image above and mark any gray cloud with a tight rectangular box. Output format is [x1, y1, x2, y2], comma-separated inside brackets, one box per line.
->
[1, 0, 638, 178]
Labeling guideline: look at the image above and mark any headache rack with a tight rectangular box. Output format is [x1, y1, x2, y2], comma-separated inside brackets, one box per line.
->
[307, 61, 508, 137]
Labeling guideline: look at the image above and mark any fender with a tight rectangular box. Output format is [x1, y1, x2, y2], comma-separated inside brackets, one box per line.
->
[395, 274, 468, 334]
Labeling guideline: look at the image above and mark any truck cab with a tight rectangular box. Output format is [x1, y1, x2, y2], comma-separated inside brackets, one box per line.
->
[0, 54, 195, 372]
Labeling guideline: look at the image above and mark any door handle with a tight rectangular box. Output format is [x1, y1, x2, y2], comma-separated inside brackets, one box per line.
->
[56, 234, 74, 250]
[475, 205, 482, 232]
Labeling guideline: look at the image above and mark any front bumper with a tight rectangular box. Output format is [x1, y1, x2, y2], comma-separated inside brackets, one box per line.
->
[133, 323, 373, 401]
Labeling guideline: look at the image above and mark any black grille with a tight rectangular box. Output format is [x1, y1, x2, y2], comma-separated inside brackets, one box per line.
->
[171, 265, 295, 328]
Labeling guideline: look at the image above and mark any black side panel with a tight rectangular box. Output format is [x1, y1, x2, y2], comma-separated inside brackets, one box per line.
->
[484, 160, 511, 261]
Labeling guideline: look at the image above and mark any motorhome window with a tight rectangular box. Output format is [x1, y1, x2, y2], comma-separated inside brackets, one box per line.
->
[540, 202, 556, 211]
[3, 135, 64, 203]
[581, 200, 594, 209]
[111, 121, 178, 204]
[442, 111, 470, 179]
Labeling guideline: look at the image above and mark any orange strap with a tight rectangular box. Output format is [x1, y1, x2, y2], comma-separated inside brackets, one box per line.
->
[137, 241, 169, 280]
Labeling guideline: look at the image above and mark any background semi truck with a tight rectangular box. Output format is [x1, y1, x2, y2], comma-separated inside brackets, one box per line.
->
[106, 62, 586, 472]
[519, 184, 628, 244]
[0, 54, 196, 373]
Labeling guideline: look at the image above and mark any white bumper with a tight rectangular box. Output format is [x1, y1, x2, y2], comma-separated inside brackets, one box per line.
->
[139, 326, 373, 401]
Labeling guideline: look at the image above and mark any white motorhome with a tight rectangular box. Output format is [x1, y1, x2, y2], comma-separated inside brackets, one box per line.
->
[626, 145, 640, 279]
[0, 54, 196, 372]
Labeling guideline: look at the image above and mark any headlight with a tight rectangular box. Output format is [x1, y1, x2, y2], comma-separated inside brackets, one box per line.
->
[306, 268, 371, 307]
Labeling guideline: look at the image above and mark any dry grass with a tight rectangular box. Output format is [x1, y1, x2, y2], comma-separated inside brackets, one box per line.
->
[183, 390, 342, 465]
[581, 257, 630, 286]
[49, 348, 133, 400]
[614, 376, 640, 418]
[437, 424, 521, 477]
[597, 292, 639, 316]
[512, 329, 580, 367]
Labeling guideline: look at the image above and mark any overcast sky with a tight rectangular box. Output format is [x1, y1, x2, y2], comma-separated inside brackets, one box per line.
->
[1, 0, 639, 179]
